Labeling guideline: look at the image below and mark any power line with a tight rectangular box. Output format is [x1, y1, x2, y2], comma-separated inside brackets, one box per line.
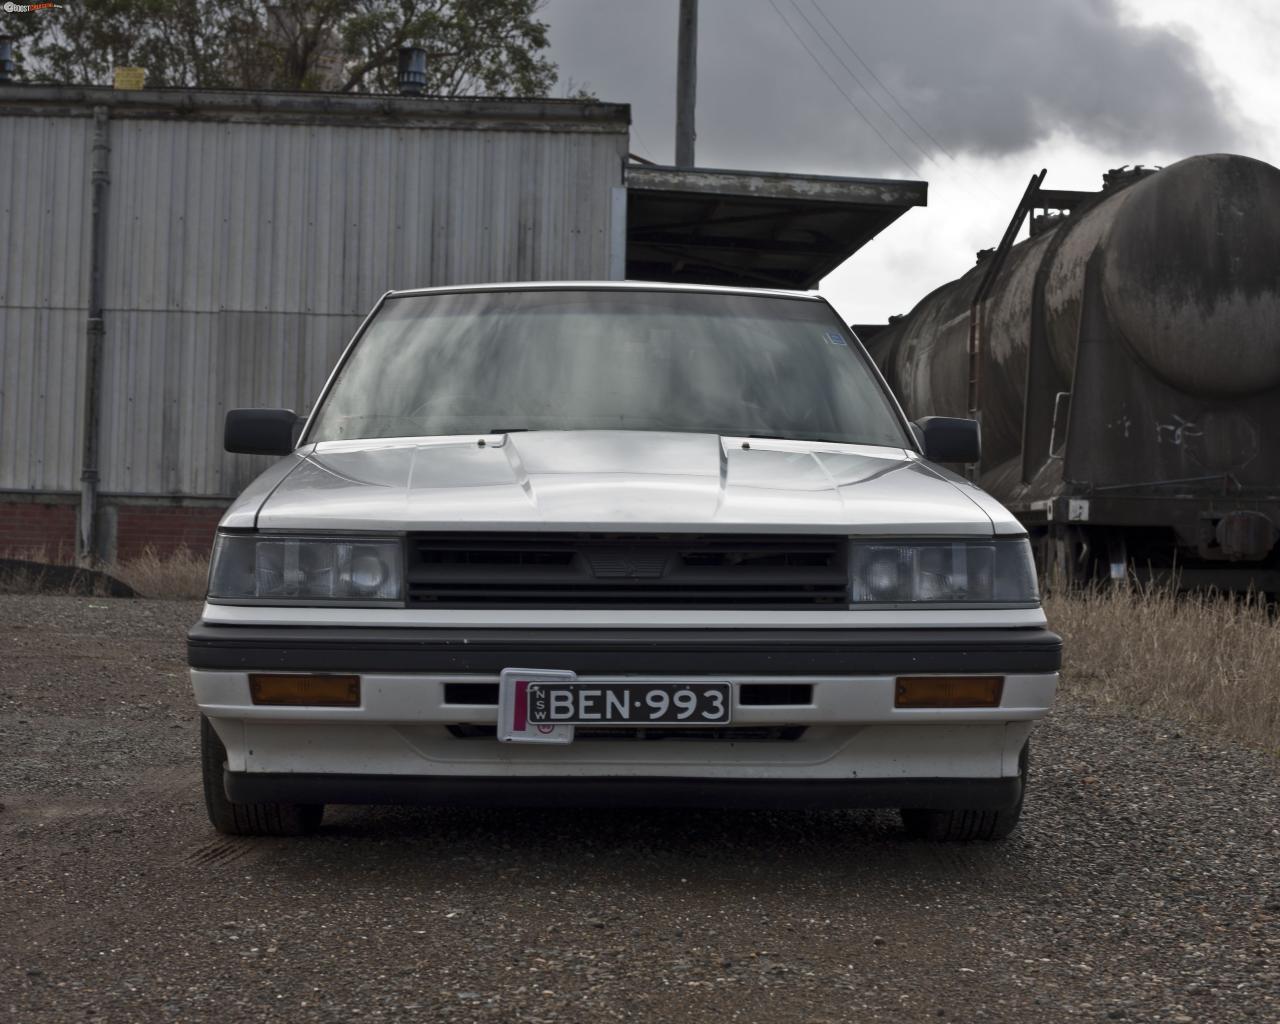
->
[811, 0, 959, 164]
[766, 0, 922, 178]
[804, 0, 1007, 206]
[631, 122, 660, 164]
[786, 0, 940, 169]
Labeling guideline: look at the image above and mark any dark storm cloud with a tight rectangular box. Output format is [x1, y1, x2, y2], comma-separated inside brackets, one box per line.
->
[840, 0, 1240, 157]
[541, 0, 1245, 176]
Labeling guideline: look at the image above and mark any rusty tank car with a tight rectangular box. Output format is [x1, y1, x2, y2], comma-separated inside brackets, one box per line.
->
[859, 154, 1280, 591]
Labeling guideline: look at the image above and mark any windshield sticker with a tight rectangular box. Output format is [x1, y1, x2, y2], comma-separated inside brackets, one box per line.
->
[824, 331, 848, 346]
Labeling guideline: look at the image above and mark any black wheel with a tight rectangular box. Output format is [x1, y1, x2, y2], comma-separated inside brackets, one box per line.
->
[200, 716, 324, 836]
[900, 742, 1029, 841]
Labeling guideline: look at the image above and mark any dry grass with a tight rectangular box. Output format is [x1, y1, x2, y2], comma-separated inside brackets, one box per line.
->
[0, 542, 77, 565]
[0, 544, 124, 597]
[0, 544, 209, 599]
[1046, 584, 1280, 753]
[0, 558, 125, 597]
[112, 547, 210, 600]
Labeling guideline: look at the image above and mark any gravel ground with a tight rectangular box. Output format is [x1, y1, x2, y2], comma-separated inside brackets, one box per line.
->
[2, 595, 1278, 1023]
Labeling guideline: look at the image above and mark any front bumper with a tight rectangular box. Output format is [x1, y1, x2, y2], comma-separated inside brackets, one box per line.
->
[190, 624, 1060, 804]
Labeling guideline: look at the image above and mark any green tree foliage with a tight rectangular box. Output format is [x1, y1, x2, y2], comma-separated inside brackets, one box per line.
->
[8, 0, 559, 96]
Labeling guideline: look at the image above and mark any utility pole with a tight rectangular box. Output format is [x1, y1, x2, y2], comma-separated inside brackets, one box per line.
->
[675, 0, 698, 167]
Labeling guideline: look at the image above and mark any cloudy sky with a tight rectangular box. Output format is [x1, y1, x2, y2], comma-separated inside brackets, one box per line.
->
[542, 0, 1278, 325]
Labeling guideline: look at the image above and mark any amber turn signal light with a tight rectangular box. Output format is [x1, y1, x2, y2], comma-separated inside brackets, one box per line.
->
[249, 674, 361, 707]
[895, 676, 1003, 709]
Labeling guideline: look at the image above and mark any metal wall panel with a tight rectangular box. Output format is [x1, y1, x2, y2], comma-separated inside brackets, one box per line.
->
[97, 310, 362, 496]
[0, 116, 93, 492]
[0, 308, 88, 492]
[2, 105, 627, 497]
[101, 119, 624, 313]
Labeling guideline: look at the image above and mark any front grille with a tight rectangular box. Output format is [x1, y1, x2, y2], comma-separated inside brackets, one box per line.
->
[446, 724, 806, 742]
[408, 533, 848, 609]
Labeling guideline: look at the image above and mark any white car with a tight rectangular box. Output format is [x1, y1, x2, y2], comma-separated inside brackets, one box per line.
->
[189, 282, 1060, 840]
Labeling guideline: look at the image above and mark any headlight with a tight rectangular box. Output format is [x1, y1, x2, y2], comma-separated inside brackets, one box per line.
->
[849, 538, 1038, 604]
[208, 534, 403, 602]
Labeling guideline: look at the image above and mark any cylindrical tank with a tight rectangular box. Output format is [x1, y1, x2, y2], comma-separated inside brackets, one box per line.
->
[866, 154, 1280, 472]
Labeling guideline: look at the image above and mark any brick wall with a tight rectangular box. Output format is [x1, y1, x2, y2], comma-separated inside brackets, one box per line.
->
[114, 505, 226, 562]
[0, 501, 78, 561]
[0, 499, 226, 564]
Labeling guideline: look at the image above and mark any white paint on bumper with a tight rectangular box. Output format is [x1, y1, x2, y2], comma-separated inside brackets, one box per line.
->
[193, 670, 1055, 782]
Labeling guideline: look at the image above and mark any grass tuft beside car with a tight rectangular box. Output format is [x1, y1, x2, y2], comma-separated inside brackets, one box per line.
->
[189, 282, 1060, 840]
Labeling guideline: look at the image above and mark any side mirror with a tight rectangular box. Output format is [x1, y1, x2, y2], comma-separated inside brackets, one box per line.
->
[914, 416, 981, 464]
[225, 409, 301, 455]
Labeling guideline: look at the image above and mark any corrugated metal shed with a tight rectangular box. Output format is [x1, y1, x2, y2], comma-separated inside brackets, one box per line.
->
[0, 87, 629, 498]
[0, 114, 93, 494]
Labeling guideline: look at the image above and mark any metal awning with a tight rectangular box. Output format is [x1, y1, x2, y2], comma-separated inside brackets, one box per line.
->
[625, 164, 927, 290]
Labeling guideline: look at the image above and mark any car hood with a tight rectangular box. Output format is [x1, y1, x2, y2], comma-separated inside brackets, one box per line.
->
[230, 431, 1019, 535]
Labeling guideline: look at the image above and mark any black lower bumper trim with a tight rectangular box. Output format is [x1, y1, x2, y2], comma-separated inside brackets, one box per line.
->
[190, 624, 1061, 675]
[224, 771, 1023, 811]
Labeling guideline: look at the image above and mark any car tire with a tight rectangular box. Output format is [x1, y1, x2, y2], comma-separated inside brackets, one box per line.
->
[200, 716, 324, 836]
[900, 742, 1029, 842]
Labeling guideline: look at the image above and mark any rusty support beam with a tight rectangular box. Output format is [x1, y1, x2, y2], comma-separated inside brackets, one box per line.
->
[967, 170, 1046, 476]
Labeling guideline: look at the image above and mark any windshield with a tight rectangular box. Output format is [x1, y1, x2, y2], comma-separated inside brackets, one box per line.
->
[306, 288, 911, 447]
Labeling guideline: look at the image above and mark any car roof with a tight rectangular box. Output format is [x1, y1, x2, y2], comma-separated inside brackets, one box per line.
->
[385, 280, 824, 301]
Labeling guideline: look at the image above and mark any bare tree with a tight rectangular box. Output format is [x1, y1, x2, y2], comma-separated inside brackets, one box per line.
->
[10, 0, 558, 96]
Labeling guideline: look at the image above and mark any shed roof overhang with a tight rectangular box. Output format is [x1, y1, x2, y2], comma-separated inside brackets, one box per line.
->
[625, 164, 927, 290]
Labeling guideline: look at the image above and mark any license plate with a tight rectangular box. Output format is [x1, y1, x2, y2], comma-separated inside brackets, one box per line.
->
[528, 682, 731, 726]
[496, 669, 731, 744]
